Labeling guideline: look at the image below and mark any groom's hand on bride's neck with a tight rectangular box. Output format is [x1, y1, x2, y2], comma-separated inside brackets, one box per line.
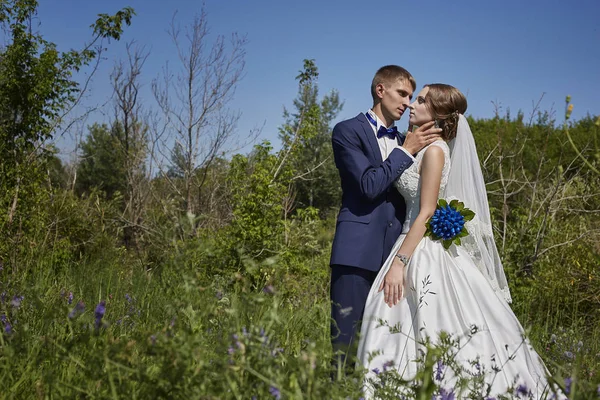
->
[402, 121, 442, 156]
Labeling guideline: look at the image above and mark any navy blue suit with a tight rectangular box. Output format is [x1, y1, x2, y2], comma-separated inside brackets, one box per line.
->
[329, 112, 413, 364]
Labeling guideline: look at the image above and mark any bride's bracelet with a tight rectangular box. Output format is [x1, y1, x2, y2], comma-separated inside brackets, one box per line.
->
[394, 253, 410, 266]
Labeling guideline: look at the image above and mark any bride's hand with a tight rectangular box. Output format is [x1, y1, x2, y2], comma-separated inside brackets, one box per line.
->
[378, 259, 405, 307]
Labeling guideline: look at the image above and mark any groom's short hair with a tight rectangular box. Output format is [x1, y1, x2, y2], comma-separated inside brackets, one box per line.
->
[371, 65, 416, 102]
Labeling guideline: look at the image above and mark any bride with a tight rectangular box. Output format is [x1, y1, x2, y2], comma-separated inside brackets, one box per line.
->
[357, 84, 558, 399]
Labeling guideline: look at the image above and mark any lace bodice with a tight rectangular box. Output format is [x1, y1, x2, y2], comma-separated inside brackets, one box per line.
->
[394, 141, 450, 233]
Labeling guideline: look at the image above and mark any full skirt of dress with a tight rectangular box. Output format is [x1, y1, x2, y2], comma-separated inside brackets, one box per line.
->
[357, 234, 557, 399]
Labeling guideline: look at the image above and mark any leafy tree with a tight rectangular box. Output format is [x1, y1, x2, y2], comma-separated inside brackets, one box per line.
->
[76, 123, 128, 200]
[167, 142, 187, 179]
[46, 151, 68, 190]
[227, 142, 287, 261]
[0, 0, 134, 256]
[277, 59, 344, 215]
[213, 61, 343, 283]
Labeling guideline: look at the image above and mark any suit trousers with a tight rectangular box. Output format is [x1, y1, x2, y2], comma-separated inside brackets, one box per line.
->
[330, 264, 378, 369]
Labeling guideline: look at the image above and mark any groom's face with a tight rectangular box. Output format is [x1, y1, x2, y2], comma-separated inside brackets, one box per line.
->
[379, 78, 413, 122]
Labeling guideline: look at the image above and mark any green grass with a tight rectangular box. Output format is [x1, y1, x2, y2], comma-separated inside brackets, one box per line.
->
[1, 238, 599, 399]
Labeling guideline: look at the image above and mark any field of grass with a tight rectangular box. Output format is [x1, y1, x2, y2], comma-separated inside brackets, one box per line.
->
[1, 229, 598, 399]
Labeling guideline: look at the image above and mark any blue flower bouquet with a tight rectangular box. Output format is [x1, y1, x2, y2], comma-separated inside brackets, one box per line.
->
[425, 199, 475, 250]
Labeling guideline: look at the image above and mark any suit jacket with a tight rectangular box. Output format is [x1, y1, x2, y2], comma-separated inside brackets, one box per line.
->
[330, 113, 414, 272]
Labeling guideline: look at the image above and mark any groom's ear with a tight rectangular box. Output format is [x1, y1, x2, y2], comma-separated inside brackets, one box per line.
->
[375, 83, 385, 100]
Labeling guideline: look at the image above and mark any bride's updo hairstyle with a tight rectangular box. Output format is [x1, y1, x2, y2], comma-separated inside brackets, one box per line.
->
[423, 84, 468, 141]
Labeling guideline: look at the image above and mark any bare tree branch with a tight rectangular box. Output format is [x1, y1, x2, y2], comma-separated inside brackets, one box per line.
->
[152, 8, 248, 216]
[537, 230, 600, 258]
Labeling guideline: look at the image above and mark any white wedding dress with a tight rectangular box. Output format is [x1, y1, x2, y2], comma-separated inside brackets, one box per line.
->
[357, 141, 556, 399]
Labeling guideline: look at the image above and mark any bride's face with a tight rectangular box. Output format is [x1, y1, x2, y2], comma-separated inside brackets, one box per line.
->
[409, 87, 433, 126]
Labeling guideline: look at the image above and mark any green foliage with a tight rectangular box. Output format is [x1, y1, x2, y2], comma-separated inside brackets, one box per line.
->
[0, 0, 134, 263]
[563, 96, 600, 175]
[46, 150, 68, 189]
[76, 123, 128, 199]
[228, 142, 287, 261]
[278, 59, 344, 215]
[2, 243, 599, 399]
[92, 7, 135, 41]
[0, 1, 134, 154]
[466, 111, 600, 386]
[167, 142, 188, 179]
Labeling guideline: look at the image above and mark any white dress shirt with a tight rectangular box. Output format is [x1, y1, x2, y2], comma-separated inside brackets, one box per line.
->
[366, 109, 415, 161]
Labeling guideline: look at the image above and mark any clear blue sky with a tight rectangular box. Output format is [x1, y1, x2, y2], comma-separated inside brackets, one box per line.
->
[35, 0, 600, 155]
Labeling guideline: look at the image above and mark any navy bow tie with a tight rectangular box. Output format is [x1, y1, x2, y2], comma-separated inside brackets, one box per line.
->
[377, 125, 399, 139]
[366, 112, 399, 139]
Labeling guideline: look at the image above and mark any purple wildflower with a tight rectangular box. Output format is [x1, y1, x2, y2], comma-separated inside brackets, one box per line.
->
[564, 351, 574, 359]
[435, 360, 444, 381]
[228, 346, 235, 355]
[564, 377, 572, 394]
[125, 293, 132, 303]
[268, 386, 281, 399]
[439, 388, 455, 400]
[150, 335, 157, 345]
[11, 295, 23, 308]
[263, 285, 275, 294]
[68, 292, 73, 305]
[215, 290, 223, 300]
[371, 367, 381, 375]
[383, 360, 394, 372]
[1, 292, 6, 303]
[94, 301, 106, 329]
[516, 384, 529, 397]
[1, 314, 11, 335]
[271, 347, 284, 357]
[68, 301, 85, 319]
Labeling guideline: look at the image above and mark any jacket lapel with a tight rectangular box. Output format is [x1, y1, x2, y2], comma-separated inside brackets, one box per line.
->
[397, 133, 406, 146]
[357, 113, 383, 164]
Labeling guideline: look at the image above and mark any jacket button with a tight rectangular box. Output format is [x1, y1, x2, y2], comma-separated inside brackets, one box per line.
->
[388, 222, 393, 227]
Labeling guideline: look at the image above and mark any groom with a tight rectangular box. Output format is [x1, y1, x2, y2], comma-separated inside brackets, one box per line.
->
[329, 65, 441, 369]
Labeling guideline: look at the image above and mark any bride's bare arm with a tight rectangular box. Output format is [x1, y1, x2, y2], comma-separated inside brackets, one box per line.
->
[379, 144, 445, 307]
